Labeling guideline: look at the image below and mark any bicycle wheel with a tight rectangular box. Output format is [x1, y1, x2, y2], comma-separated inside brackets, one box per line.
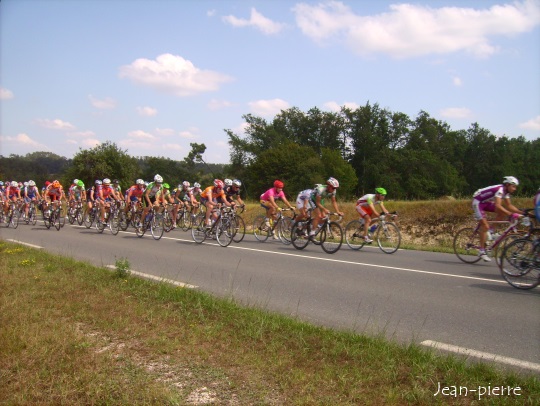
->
[191, 216, 207, 243]
[216, 218, 233, 247]
[453, 227, 482, 264]
[499, 238, 540, 289]
[52, 210, 61, 231]
[253, 215, 269, 242]
[119, 211, 129, 231]
[151, 214, 164, 240]
[68, 208, 76, 224]
[109, 213, 120, 235]
[11, 209, 20, 229]
[96, 218, 106, 233]
[344, 220, 367, 250]
[30, 207, 37, 225]
[83, 209, 95, 228]
[492, 232, 524, 265]
[291, 220, 310, 250]
[135, 216, 147, 238]
[76, 209, 84, 226]
[277, 216, 294, 245]
[376, 222, 401, 254]
[232, 215, 246, 243]
[319, 221, 343, 254]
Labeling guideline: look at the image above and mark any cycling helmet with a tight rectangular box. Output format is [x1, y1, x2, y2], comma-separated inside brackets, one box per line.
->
[503, 176, 519, 186]
[103, 178, 111, 185]
[154, 174, 163, 183]
[95, 180, 102, 185]
[24, 182, 29, 187]
[375, 187, 387, 195]
[136, 179, 144, 185]
[52, 181, 60, 188]
[163, 183, 170, 189]
[28, 180, 36, 186]
[182, 181, 190, 187]
[274, 180, 284, 188]
[77, 180, 84, 187]
[233, 179, 242, 187]
[73, 179, 79, 184]
[0, 181, 3, 186]
[326, 177, 339, 188]
[224, 179, 233, 186]
[45, 181, 51, 186]
[11, 181, 18, 187]
[193, 182, 201, 188]
[214, 179, 224, 188]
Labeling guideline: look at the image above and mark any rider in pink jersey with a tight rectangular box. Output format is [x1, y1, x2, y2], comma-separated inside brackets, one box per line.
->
[472, 176, 525, 262]
[260, 180, 295, 228]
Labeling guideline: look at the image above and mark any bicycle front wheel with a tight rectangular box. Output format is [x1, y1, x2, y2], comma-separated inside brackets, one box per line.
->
[278, 216, 294, 245]
[376, 222, 401, 254]
[110, 214, 120, 235]
[232, 215, 246, 243]
[83, 210, 94, 228]
[344, 220, 367, 250]
[253, 215, 269, 242]
[291, 221, 309, 250]
[53, 210, 61, 231]
[119, 211, 129, 231]
[151, 215, 164, 240]
[320, 221, 343, 254]
[453, 227, 482, 264]
[216, 218, 233, 247]
[499, 238, 540, 289]
[191, 216, 207, 243]
[30, 207, 38, 225]
[12, 210, 20, 229]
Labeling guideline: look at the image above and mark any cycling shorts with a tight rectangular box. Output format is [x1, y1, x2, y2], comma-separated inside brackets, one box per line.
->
[355, 204, 374, 218]
[295, 196, 315, 210]
[472, 200, 495, 221]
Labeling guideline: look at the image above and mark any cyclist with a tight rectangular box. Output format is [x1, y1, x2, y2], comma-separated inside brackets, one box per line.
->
[112, 179, 122, 197]
[472, 176, 525, 262]
[260, 180, 295, 229]
[221, 178, 244, 208]
[200, 179, 231, 228]
[309, 177, 344, 240]
[354, 188, 391, 243]
[124, 179, 145, 217]
[23, 180, 42, 219]
[140, 174, 164, 226]
[96, 178, 120, 224]
[4, 181, 22, 216]
[44, 180, 65, 216]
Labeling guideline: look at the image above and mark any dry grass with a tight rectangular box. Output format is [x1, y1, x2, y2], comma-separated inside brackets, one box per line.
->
[1, 240, 539, 405]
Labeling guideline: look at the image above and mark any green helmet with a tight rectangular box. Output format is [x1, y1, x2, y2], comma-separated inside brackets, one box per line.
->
[163, 183, 170, 189]
[375, 187, 387, 195]
[77, 180, 85, 187]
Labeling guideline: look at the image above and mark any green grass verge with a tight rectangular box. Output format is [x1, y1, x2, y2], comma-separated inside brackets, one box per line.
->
[1, 240, 538, 404]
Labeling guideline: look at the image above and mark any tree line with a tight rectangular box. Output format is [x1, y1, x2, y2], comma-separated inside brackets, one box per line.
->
[226, 103, 539, 199]
[1, 102, 538, 200]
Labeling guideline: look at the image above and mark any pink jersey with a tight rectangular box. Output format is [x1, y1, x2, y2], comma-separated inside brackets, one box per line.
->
[472, 184, 509, 202]
[260, 187, 285, 201]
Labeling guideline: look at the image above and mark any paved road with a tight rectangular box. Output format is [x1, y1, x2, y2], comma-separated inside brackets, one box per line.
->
[2, 220, 539, 372]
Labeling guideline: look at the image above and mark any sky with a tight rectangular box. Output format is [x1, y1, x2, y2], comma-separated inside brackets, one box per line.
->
[1, 0, 539, 164]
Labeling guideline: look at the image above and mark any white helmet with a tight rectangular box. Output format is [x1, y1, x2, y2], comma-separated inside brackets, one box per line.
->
[154, 174, 163, 183]
[182, 181, 190, 187]
[73, 179, 79, 184]
[24, 182, 29, 187]
[103, 178, 111, 185]
[136, 179, 144, 185]
[11, 181, 18, 187]
[193, 182, 201, 188]
[327, 177, 339, 188]
[28, 180, 36, 186]
[503, 176, 519, 186]
[233, 179, 242, 187]
[224, 179, 233, 186]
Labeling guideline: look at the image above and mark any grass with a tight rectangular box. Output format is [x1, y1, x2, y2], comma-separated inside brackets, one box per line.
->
[1, 240, 539, 405]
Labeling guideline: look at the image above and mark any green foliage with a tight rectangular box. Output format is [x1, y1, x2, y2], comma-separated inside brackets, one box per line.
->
[0, 152, 70, 186]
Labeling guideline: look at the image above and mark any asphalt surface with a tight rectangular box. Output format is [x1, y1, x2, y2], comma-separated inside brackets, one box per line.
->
[2, 218, 539, 373]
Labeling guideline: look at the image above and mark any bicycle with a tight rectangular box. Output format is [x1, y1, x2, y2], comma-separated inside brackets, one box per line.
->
[67, 200, 84, 225]
[96, 201, 120, 235]
[119, 201, 141, 231]
[178, 203, 204, 231]
[4, 200, 20, 229]
[344, 212, 401, 254]
[44, 204, 62, 231]
[224, 204, 246, 243]
[83, 205, 99, 229]
[191, 206, 234, 247]
[253, 208, 296, 244]
[290, 212, 343, 254]
[135, 205, 164, 240]
[453, 214, 531, 264]
[25, 200, 38, 226]
[163, 203, 176, 232]
[498, 235, 540, 290]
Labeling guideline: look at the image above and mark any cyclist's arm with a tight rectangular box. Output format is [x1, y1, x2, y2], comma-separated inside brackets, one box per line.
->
[379, 202, 389, 215]
[280, 195, 294, 210]
[330, 195, 343, 216]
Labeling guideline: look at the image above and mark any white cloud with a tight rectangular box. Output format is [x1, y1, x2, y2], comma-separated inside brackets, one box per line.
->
[119, 53, 233, 97]
[154, 128, 176, 136]
[519, 115, 540, 130]
[0, 87, 14, 100]
[323, 101, 359, 112]
[127, 130, 157, 140]
[137, 106, 158, 117]
[162, 143, 183, 151]
[67, 130, 96, 138]
[293, 0, 540, 58]
[440, 107, 473, 119]
[80, 139, 101, 148]
[179, 130, 197, 139]
[452, 76, 463, 86]
[89, 95, 117, 109]
[0, 133, 48, 150]
[222, 7, 285, 35]
[36, 118, 76, 131]
[207, 98, 233, 111]
[248, 98, 290, 117]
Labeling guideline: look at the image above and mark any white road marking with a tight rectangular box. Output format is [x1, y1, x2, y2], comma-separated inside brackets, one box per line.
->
[105, 265, 198, 289]
[76, 225, 506, 283]
[421, 340, 540, 372]
[5, 239, 43, 249]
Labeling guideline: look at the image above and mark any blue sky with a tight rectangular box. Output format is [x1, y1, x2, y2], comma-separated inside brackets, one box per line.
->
[1, 0, 539, 164]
